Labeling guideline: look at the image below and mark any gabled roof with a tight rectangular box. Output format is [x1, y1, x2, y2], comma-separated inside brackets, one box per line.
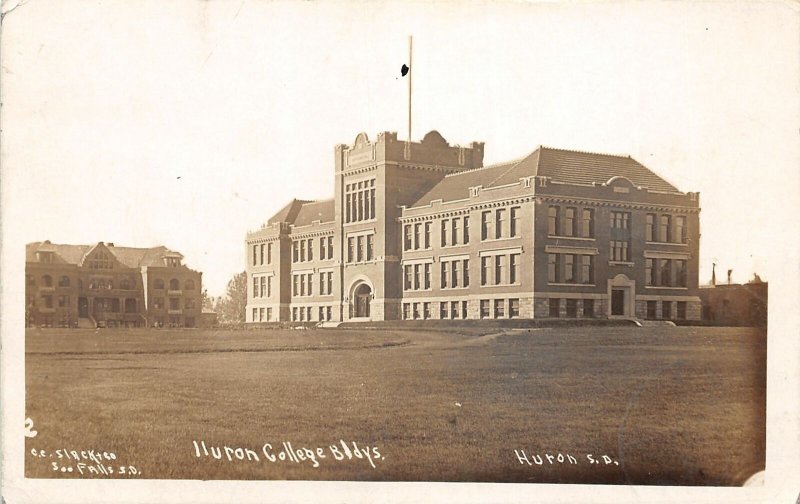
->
[411, 146, 680, 206]
[26, 241, 183, 268]
[268, 198, 335, 227]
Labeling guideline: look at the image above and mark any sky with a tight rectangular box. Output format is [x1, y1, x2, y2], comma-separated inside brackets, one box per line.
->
[2, 0, 798, 297]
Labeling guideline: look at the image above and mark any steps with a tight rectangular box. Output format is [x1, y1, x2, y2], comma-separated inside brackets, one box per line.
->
[636, 319, 676, 327]
[77, 317, 95, 329]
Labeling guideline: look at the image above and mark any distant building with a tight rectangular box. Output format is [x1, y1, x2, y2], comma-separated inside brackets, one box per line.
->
[245, 130, 701, 323]
[25, 241, 202, 328]
[700, 280, 768, 327]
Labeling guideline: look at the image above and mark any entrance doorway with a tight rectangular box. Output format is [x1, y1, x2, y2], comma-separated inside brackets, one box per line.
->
[353, 283, 372, 318]
[611, 289, 625, 316]
[78, 297, 89, 318]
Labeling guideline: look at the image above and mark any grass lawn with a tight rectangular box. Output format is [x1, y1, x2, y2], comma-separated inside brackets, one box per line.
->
[25, 325, 765, 485]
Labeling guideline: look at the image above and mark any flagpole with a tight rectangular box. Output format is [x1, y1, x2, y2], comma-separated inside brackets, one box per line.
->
[408, 35, 412, 142]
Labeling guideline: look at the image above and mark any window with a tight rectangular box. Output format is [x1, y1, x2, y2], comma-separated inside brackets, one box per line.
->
[548, 206, 559, 236]
[252, 308, 258, 321]
[58, 275, 70, 287]
[510, 298, 520, 318]
[451, 261, 460, 288]
[155, 279, 165, 289]
[347, 237, 354, 263]
[611, 211, 630, 229]
[58, 295, 69, 308]
[549, 298, 560, 318]
[675, 260, 687, 287]
[424, 222, 431, 248]
[26, 274, 35, 286]
[267, 276, 272, 297]
[481, 256, 490, 285]
[441, 220, 448, 247]
[327, 272, 333, 294]
[299, 274, 306, 296]
[662, 301, 672, 319]
[326, 237, 333, 259]
[260, 244, 265, 265]
[185, 298, 196, 310]
[581, 209, 594, 238]
[610, 241, 629, 262]
[185, 279, 195, 291]
[564, 254, 575, 283]
[583, 299, 594, 318]
[424, 263, 431, 289]
[253, 277, 259, 298]
[645, 258, 655, 286]
[564, 207, 576, 236]
[423, 302, 431, 319]
[495, 209, 506, 239]
[413, 303, 420, 320]
[451, 218, 460, 246]
[153, 297, 164, 309]
[169, 298, 179, 310]
[325, 306, 331, 321]
[403, 303, 410, 320]
[320, 237, 326, 260]
[580, 255, 593, 284]
[677, 301, 687, 320]
[260, 277, 266, 298]
[451, 301, 459, 319]
[440, 302, 448, 319]
[481, 211, 492, 241]
[356, 236, 364, 262]
[404, 265, 412, 290]
[414, 223, 421, 250]
[319, 306, 325, 321]
[293, 275, 299, 296]
[169, 278, 180, 290]
[548, 254, 559, 283]
[345, 179, 376, 223]
[300, 240, 306, 262]
[367, 234, 374, 261]
[480, 300, 490, 319]
[659, 215, 671, 242]
[463, 217, 470, 244]
[494, 298, 505, 318]
[510, 254, 520, 284]
[42, 275, 53, 287]
[510, 207, 520, 237]
[660, 259, 672, 286]
[494, 255, 505, 285]
[463, 259, 470, 287]
[645, 214, 655, 242]
[414, 264, 421, 290]
[253, 245, 258, 266]
[441, 262, 449, 288]
[675, 216, 687, 244]
[461, 301, 468, 319]
[646, 301, 657, 319]
[566, 299, 578, 318]
[292, 307, 298, 321]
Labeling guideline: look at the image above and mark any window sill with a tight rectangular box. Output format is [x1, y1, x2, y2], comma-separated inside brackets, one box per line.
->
[344, 218, 378, 227]
[403, 289, 433, 293]
[645, 286, 688, 290]
[480, 236, 520, 244]
[547, 235, 595, 241]
[645, 241, 688, 247]
[609, 261, 634, 266]
[547, 283, 596, 287]
[403, 247, 434, 253]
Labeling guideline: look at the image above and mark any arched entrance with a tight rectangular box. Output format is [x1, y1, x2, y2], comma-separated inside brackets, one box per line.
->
[353, 283, 372, 318]
[608, 274, 636, 318]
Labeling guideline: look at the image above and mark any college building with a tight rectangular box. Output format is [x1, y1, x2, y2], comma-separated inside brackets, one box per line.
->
[25, 241, 202, 328]
[245, 130, 701, 323]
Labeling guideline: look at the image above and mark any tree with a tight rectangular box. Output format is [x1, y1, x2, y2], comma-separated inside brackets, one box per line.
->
[216, 271, 247, 324]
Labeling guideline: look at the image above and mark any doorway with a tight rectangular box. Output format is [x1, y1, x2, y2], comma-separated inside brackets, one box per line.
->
[611, 289, 625, 316]
[78, 297, 89, 318]
[353, 283, 372, 318]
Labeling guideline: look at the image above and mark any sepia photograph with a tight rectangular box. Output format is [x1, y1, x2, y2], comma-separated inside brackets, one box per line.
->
[2, 1, 799, 503]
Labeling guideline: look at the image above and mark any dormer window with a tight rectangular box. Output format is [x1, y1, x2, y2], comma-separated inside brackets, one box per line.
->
[167, 257, 181, 267]
[37, 252, 53, 264]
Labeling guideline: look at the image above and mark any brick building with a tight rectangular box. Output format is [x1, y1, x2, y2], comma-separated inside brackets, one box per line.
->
[25, 241, 202, 328]
[245, 131, 701, 323]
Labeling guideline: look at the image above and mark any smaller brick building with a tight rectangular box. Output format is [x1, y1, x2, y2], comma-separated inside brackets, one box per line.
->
[699, 281, 768, 327]
[26, 241, 202, 328]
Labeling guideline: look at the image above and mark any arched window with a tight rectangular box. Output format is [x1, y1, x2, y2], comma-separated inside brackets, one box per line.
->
[154, 279, 165, 289]
[185, 279, 195, 291]
[42, 275, 53, 287]
[169, 279, 180, 290]
[58, 276, 70, 287]
[107, 280, 114, 290]
[120, 278, 131, 290]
